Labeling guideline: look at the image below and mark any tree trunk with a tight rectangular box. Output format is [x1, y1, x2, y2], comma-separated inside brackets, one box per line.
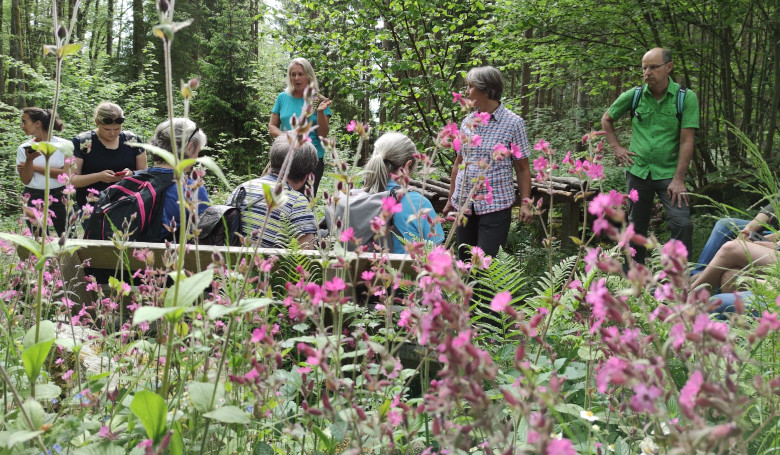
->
[9, 0, 24, 104]
[0, 0, 5, 101]
[132, 0, 146, 77]
[520, 28, 533, 119]
[763, 19, 780, 162]
[106, 0, 114, 56]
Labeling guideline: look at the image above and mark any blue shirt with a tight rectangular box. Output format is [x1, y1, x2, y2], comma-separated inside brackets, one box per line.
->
[388, 180, 445, 254]
[149, 167, 210, 240]
[272, 92, 332, 158]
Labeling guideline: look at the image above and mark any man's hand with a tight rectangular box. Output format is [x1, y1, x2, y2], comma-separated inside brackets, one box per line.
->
[613, 145, 636, 167]
[667, 178, 689, 207]
[517, 204, 533, 224]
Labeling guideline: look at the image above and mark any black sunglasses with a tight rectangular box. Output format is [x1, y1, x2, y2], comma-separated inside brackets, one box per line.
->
[99, 117, 125, 125]
[187, 126, 200, 145]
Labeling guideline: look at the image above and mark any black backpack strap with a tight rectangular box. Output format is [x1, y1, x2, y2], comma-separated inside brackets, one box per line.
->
[228, 186, 247, 207]
[629, 84, 644, 119]
[676, 86, 687, 124]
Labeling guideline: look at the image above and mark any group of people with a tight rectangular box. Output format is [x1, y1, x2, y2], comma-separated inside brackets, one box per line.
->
[14, 50, 780, 309]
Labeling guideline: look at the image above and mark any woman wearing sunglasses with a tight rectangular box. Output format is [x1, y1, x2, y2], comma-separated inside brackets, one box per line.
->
[71, 102, 148, 209]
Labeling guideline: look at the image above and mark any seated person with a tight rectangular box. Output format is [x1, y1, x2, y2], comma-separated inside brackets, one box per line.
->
[230, 136, 318, 248]
[359, 132, 444, 253]
[692, 198, 778, 275]
[148, 118, 210, 241]
[691, 237, 779, 293]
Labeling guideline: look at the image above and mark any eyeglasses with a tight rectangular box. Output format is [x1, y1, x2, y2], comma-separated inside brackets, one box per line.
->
[99, 117, 125, 125]
[641, 63, 668, 72]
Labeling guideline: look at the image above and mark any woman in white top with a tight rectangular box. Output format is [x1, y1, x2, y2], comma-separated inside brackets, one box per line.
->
[16, 107, 69, 236]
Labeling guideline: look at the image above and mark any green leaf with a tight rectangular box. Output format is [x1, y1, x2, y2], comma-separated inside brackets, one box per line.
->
[6, 430, 43, 447]
[72, 444, 125, 455]
[188, 381, 223, 413]
[35, 383, 61, 400]
[195, 156, 230, 188]
[253, 442, 274, 455]
[132, 306, 179, 326]
[21, 399, 45, 430]
[577, 346, 602, 361]
[23, 321, 55, 348]
[22, 339, 55, 384]
[0, 233, 42, 259]
[59, 42, 83, 57]
[175, 158, 197, 173]
[203, 406, 251, 424]
[130, 391, 168, 442]
[206, 298, 273, 319]
[169, 422, 184, 455]
[129, 142, 175, 166]
[553, 402, 587, 418]
[311, 426, 333, 452]
[164, 269, 213, 308]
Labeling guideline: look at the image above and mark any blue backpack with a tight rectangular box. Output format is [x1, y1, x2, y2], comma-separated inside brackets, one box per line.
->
[629, 84, 687, 125]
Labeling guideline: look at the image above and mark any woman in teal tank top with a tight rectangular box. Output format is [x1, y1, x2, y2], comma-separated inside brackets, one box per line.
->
[268, 57, 332, 197]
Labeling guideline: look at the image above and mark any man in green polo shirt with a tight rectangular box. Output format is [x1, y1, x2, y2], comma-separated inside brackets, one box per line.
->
[602, 47, 699, 265]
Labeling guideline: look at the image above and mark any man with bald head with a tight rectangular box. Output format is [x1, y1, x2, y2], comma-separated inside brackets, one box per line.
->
[602, 47, 699, 265]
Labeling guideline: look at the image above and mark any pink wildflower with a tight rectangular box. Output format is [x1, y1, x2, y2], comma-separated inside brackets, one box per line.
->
[475, 111, 491, 125]
[251, 327, 266, 343]
[382, 196, 402, 214]
[533, 139, 550, 151]
[426, 246, 452, 276]
[346, 120, 357, 132]
[679, 370, 703, 419]
[452, 136, 462, 152]
[324, 277, 346, 293]
[361, 270, 375, 281]
[471, 134, 482, 147]
[755, 311, 780, 339]
[490, 291, 512, 312]
[547, 438, 576, 455]
[340, 227, 356, 243]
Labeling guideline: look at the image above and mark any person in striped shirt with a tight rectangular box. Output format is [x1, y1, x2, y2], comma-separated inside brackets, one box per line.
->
[231, 136, 318, 248]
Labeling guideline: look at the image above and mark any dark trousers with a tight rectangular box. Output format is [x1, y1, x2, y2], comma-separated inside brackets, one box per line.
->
[626, 172, 693, 264]
[23, 187, 67, 236]
[456, 207, 512, 260]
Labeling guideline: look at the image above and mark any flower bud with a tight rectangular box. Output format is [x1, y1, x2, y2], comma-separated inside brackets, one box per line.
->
[57, 25, 67, 40]
[157, 0, 169, 13]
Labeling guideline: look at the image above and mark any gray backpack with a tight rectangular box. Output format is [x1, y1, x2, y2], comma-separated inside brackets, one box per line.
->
[324, 187, 401, 251]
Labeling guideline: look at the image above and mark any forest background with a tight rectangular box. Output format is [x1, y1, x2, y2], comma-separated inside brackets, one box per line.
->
[0, 0, 778, 247]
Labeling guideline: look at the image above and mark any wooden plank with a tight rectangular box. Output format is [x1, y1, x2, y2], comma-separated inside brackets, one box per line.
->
[63, 240, 415, 276]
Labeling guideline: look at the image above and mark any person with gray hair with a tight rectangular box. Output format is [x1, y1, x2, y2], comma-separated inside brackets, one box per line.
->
[443, 65, 533, 260]
[360, 132, 444, 253]
[268, 57, 333, 197]
[146, 118, 210, 241]
[230, 136, 319, 248]
[71, 102, 148, 209]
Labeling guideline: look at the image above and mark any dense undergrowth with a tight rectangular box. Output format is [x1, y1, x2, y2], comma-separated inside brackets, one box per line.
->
[1, 2, 780, 454]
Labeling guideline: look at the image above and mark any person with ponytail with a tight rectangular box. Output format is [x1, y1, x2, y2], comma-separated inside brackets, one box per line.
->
[147, 118, 210, 241]
[362, 132, 444, 254]
[16, 107, 69, 235]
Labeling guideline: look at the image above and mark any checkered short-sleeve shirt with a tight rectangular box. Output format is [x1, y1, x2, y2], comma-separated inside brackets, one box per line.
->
[450, 104, 531, 215]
